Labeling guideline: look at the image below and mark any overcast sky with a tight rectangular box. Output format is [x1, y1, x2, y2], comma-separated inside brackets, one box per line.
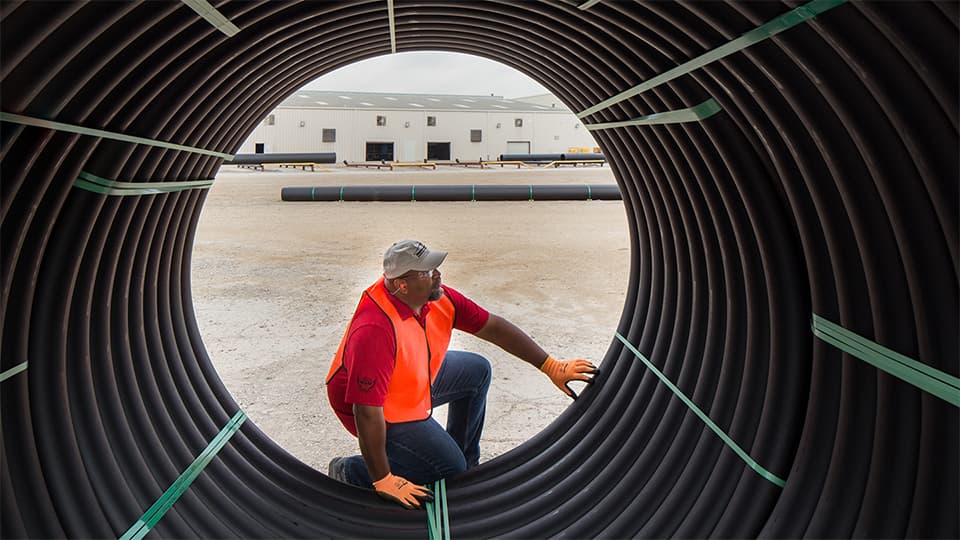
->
[301, 51, 551, 98]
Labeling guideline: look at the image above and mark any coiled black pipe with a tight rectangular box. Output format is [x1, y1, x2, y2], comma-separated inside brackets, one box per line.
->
[229, 152, 337, 165]
[280, 184, 622, 202]
[1, 1, 956, 538]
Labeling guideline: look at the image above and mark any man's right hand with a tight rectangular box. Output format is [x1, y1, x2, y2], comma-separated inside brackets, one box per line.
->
[372, 473, 433, 509]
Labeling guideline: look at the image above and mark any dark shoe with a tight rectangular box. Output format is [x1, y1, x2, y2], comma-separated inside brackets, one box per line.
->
[328, 456, 348, 483]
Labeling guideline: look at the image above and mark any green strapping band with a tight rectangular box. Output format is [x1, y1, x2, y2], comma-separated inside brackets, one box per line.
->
[339, 186, 344, 202]
[75, 171, 214, 196]
[387, 0, 397, 53]
[0, 362, 28, 382]
[120, 410, 247, 540]
[812, 314, 960, 407]
[586, 184, 592, 200]
[311, 186, 316, 201]
[412, 184, 416, 202]
[0, 112, 234, 160]
[425, 478, 450, 540]
[471, 185, 476, 201]
[529, 185, 533, 201]
[585, 98, 722, 130]
[180, 0, 240, 36]
[577, 0, 848, 118]
[615, 332, 787, 487]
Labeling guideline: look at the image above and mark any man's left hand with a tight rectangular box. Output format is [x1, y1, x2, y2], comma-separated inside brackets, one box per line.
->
[540, 356, 598, 399]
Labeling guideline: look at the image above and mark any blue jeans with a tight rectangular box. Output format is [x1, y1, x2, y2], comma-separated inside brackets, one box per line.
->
[338, 350, 491, 488]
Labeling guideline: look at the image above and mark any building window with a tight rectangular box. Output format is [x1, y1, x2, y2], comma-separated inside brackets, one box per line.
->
[376, 115, 387, 126]
[470, 129, 482, 142]
[265, 114, 275, 126]
[427, 116, 437, 127]
[322, 128, 336, 143]
[366, 142, 394, 161]
[514, 118, 523, 127]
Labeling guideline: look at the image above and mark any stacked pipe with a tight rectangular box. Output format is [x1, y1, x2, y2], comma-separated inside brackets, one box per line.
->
[1, 1, 956, 538]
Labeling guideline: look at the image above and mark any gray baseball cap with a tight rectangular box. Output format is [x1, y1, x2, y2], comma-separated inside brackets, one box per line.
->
[383, 240, 447, 279]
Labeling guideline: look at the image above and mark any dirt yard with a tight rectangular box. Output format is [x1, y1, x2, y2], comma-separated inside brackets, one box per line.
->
[191, 164, 630, 473]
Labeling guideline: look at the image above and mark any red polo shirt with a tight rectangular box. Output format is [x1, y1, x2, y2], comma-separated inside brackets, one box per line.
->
[327, 282, 489, 436]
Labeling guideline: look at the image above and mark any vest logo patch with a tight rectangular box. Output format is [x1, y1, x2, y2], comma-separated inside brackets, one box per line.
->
[357, 377, 376, 392]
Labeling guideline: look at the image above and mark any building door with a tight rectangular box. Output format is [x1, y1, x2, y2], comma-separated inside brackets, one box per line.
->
[427, 142, 451, 161]
[506, 140, 530, 154]
[255, 142, 265, 153]
[366, 142, 394, 161]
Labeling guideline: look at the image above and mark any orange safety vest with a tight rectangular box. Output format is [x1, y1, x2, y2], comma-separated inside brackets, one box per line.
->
[326, 278, 456, 423]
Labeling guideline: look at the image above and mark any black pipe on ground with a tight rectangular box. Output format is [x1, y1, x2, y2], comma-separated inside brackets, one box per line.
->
[497, 153, 606, 162]
[1, 1, 956, 539]
[498, 153, 564, 162]
[228, 152, 337, 164]
[280, 184, 622, 202]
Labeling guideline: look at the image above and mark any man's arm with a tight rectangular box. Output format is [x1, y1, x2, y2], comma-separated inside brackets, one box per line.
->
[353, 404, 390, 482]
[474, 313, 598, 398]
[354, 403, 433, 508]
[473, 313, 549, 367]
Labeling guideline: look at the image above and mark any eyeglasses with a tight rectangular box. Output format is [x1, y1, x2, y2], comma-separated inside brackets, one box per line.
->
[397, 269, 437, 280]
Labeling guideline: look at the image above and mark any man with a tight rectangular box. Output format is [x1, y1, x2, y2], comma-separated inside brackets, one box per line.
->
[325, 240, 597, 509]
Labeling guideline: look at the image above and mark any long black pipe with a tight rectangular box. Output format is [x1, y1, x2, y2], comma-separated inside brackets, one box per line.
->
[1, 1, 956, 538]
[228, 152, 337, 165]
[498, 152, 606, 162]
[280, 184, 622, 201]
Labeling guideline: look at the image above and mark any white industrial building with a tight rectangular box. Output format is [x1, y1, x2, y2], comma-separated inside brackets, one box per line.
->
[238, 90, 600, 163]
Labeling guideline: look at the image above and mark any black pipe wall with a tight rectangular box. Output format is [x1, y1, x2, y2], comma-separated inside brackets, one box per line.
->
[1, 1, 957, 538]
[280, 184, 622, 202]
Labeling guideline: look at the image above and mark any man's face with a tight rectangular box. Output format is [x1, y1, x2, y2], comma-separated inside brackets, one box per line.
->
[399, 268, 442, 303]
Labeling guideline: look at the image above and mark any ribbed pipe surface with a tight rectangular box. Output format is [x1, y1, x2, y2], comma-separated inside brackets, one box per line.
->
[1, 1, 957, 538]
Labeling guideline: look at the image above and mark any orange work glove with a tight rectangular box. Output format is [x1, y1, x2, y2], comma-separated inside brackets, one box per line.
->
[540, 356, 598, 399]
[372, 473, 433, 509]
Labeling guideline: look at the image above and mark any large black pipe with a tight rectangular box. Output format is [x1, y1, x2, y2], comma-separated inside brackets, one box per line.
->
[1, 1, 956, 538]
[280, 184, 622, 201]
[228, 152, 337, 164]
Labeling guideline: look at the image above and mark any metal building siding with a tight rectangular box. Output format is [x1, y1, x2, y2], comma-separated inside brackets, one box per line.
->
[237, 106, 598, 161]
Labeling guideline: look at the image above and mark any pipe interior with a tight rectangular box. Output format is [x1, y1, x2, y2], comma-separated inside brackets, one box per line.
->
[1, 1, 957, 538]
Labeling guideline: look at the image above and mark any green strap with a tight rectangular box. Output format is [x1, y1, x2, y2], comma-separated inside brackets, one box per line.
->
[578, 0, 603, 10]
[75, 171, 214, 196]
[471, 185, 475, 201]
[586, 184, 592, 200]
[585, 99, 722, 130]
[412, 184, 416, 202]
[0, 362, 28, 382]
[180, 0, 240, 36]
[339, 186, 344, 202]
[311, 186, 316, 201]
[387, 0, 397, 53]
[425, 479, 450, 540]
[615, 332, 787, 487]
[577, 0, 847, 118]
[0, 112, 233, 160]
[812, 314, 960, 407]
[529, 185, 533, 201]
[120, 410, 247, 540]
